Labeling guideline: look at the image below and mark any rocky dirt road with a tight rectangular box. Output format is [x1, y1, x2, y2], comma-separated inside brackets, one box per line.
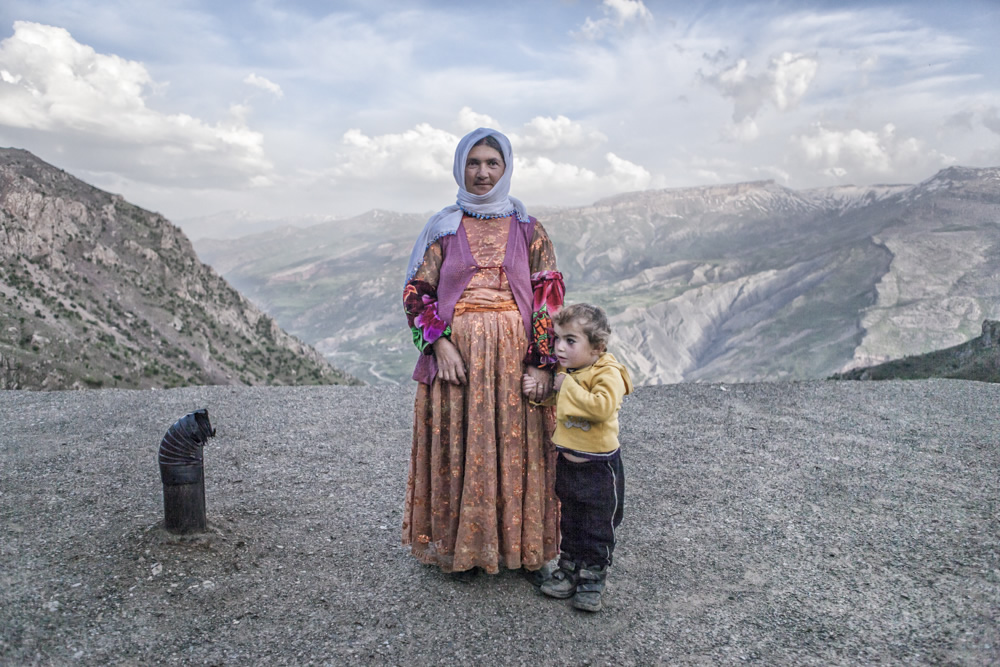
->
[2, 380, 998, 665]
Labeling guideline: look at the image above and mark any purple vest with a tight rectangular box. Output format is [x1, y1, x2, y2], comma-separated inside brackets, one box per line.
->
[412, 216, 537, 384]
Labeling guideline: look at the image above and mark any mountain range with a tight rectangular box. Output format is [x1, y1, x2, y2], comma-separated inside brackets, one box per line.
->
[0, 148, 358, 390]
[194, 165, 1000, 385]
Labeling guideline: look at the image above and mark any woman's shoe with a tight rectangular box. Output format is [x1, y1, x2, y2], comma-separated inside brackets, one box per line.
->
[450, 566, 480, 583]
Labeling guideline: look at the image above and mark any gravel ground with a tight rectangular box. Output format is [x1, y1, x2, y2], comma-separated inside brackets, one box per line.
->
[1, 379, 999, 665]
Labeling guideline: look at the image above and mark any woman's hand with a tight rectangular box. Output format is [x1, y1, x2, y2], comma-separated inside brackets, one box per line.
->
[433, 337, 467, 385]
[553, 372, 565, 393]
[523, 365, 552, 402]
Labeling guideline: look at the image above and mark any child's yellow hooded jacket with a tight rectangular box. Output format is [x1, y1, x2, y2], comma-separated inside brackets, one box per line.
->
[546, 352, 633, 455]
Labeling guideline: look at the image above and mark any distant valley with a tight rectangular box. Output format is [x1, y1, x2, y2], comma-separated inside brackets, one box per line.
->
[194, 166, 1000, 385]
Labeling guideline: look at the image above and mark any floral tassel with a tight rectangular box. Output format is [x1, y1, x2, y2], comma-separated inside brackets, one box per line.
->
[404, 280, 451, 354]
[524, 271, 565, 368]
[530, 270, 564, 313]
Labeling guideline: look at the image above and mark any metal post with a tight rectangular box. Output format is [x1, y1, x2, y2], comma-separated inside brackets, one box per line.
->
[158, 409, 216, 534]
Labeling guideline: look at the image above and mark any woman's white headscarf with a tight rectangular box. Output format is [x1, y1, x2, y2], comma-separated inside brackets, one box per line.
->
[405, 127, 528, 283]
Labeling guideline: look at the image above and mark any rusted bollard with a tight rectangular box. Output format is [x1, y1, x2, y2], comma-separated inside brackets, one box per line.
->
[158, 409, 216, 534]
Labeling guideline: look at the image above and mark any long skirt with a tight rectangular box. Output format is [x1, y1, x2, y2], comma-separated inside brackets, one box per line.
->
[402, 308, 559, 574]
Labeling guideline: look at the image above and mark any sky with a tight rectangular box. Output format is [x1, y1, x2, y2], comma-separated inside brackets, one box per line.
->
[1, 0, 998, 235]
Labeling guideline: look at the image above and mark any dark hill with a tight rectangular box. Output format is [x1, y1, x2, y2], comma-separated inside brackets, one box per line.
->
[831, 319, 1000, 383]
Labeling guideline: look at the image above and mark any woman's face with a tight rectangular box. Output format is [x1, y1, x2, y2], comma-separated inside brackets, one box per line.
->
[464, 144, 505, 195]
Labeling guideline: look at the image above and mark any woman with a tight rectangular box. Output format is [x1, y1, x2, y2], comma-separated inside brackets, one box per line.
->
[402, 127, 564, 576]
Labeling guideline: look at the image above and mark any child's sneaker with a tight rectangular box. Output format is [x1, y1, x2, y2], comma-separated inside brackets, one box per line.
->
[572, 564, 608, 612]
[539, 557, 579, 599]
[522, 558, 558, 587]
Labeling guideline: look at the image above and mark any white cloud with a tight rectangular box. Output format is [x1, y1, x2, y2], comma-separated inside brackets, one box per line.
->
[244, 73, 283, 98]
[796, 123, 893, 173]
[328, 111, 652, 211]
[723, 117, 760, 143]
[515, 155, 599, 203]
[512, 115, 607, 151]
[0, 22, 152, 132]
[605, 151, 651, 191]
[512, 152, 652, 205]
[1, 3, 995, 221]
[945, 104, 1000, 134]
[0, 21, 271, 185]
[792, 122, 955, 182]
[518, 155, 598, 184]
[605, 0, 653, 25]
[978, 106, 1000, 135]
[858, 54, 879, 72]
[456, 106, 501, 134]
[578, 0, 653, 40]
[771, 52, 816, 110]
[703, 51, 818, 126]
[334, 123, 457, 183]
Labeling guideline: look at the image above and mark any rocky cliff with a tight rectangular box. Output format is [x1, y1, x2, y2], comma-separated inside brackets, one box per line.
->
[0, 148, 358, 389]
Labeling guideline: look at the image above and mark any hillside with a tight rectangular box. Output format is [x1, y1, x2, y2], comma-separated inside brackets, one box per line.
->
[0, 148, 359, 390]
[831, 319, 1000, 382]
[194, 167, 1000, 385]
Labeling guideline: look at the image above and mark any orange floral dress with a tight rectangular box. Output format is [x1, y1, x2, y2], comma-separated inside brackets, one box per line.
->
[402, 216, 560, 573]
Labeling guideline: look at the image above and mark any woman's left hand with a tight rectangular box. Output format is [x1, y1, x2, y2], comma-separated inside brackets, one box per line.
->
[523, 366, 552, 402]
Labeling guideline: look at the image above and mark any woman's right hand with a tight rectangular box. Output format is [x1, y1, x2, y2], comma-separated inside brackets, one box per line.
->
[433, 337, 467, 385]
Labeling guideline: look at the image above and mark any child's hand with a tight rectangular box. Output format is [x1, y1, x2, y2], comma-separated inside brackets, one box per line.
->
[553, 373, 565, 393]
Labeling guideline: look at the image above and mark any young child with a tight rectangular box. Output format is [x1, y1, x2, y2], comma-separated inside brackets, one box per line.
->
[522, 303, 633, 612]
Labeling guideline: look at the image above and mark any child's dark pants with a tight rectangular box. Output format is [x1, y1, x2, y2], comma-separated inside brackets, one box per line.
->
[555, 450, 625, 568]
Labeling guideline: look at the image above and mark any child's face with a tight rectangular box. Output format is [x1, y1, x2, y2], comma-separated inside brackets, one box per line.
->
[553, 320, 601, 370]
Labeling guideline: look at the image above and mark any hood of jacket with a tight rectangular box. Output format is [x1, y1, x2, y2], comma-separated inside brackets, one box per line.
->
[578, 352, 634, 395]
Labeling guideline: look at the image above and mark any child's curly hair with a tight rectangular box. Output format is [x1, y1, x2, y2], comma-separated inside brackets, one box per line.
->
[553, 303, 611, 352]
